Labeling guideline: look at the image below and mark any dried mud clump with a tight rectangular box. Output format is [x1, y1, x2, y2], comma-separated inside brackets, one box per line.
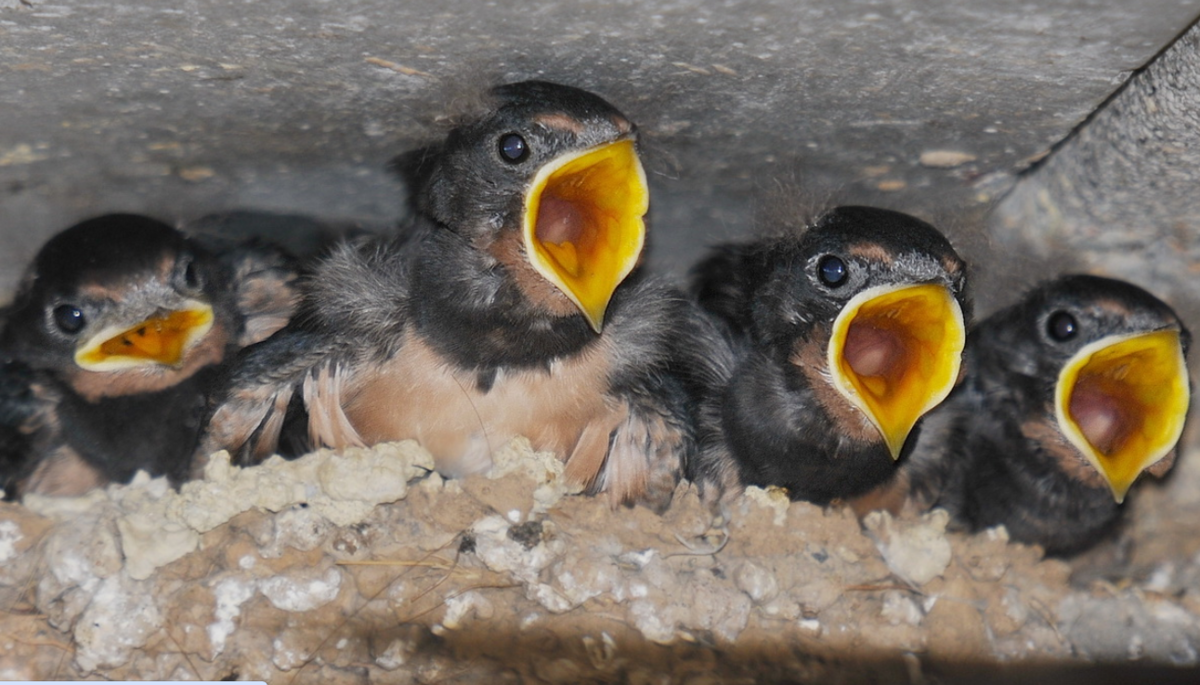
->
[2, 437, 1199, 682]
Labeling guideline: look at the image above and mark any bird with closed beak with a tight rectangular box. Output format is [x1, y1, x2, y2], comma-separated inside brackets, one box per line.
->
[199, 80, 721, 511]
[690, 206, 971, 505]
[0, 214, 297, 498]
[902, 274, 1190, 555]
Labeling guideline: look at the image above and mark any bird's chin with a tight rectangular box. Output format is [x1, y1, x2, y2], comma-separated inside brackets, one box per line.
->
[1056, 329, 1190, 503]
[828, 282, 966, 459]
[522, 138, 648, 333]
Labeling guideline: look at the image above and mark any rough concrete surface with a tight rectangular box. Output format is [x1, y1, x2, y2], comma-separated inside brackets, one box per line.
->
[993, 19, 1200, 325]
[2, 0, 1199, 298]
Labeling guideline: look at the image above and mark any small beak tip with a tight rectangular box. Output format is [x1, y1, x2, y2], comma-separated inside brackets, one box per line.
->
[1107, 478, 1132, 504]
[880, 428, 909, 461]
[585, 311, 605, 334]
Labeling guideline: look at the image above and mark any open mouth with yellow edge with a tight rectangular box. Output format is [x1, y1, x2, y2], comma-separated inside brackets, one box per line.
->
[829, 283, 966, 459]
[75, 303, 215, 371]
[522, 138, 648, 332]
[1056, 329, 1189, 503]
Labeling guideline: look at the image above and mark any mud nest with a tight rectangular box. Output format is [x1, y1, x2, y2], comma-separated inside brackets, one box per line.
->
[2, 432, 1200, 683]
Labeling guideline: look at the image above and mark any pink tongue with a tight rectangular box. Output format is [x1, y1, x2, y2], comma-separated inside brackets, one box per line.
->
[1070, 383, 1127, 455]
[537, 196, 584, 245]
[844, 323, 903, 377]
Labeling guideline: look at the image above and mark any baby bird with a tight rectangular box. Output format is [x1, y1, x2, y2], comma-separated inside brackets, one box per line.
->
[903, 274, 1190, 555]
[690, 206, 971, 504]
[199, 81, 718, 511]
[0, 214, 297, 498]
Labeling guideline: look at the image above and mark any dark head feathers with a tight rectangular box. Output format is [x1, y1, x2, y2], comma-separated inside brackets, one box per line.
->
[21, 214, 196, 301]
[419, 80, 635, 235]
[692, 206, 971, 343]
[973, 273, 1189, 382]
[1, 215, 215, 365]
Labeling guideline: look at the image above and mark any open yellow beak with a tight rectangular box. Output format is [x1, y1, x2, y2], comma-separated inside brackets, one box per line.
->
[523, 138, 648, 332]
[1056, 329, 1189, 503]
[829, 283, 966, 459]
[75, 303, 215, 371]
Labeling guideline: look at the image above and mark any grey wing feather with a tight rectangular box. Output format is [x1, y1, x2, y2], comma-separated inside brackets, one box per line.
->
[195, 330, 347, 471]
[0, 361, 63, 497]
[224, 242, 301, 347]
[197, 234, 416, 471]
[603, 278, 740, 511]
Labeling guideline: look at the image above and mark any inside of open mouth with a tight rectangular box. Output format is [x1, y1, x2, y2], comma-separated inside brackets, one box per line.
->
[1063, 330, 1189, 489]
[837, 284, 963, 430]
[536, 195, 588, 277]
[1070, 375, 1132, 457]
[79, 308, 213, 368]
[844, 322, 904, 385]
[532, 139, 646, 283]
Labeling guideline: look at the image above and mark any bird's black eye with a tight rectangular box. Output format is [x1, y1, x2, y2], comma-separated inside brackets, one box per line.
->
[181, 257, 202, 291]
[817, 255, 848, 287]
[1047, 311, 1078, 341]
[52, 305, 86, 335]
[498, 133, 529, 163]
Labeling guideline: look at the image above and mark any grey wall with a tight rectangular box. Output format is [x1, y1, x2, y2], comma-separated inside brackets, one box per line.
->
[2, 0, 1199, 308]
[994, 21, 1200, 324]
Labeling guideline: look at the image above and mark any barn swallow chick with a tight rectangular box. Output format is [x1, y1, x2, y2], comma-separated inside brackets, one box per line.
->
[903, 274, 1190, 555]
[199, 80, 711, 511]
[690, 206, 970, 504]
[0, 214, 298, 499]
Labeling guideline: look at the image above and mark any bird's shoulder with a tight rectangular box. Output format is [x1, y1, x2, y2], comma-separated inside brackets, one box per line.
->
[0, 359, 65, 498]
[690, 241, 770, 338]
[297, 233, 418, 351]
[604, 276, 733, 384]
[216, 239, 302, 348]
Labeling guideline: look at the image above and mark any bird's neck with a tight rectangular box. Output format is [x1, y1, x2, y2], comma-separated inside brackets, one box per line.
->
[408, 231, 599, 371]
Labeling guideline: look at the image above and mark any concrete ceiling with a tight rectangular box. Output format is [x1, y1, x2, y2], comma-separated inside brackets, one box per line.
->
[994, 22, 1200, 326]
[2, 0, 1199, 302]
